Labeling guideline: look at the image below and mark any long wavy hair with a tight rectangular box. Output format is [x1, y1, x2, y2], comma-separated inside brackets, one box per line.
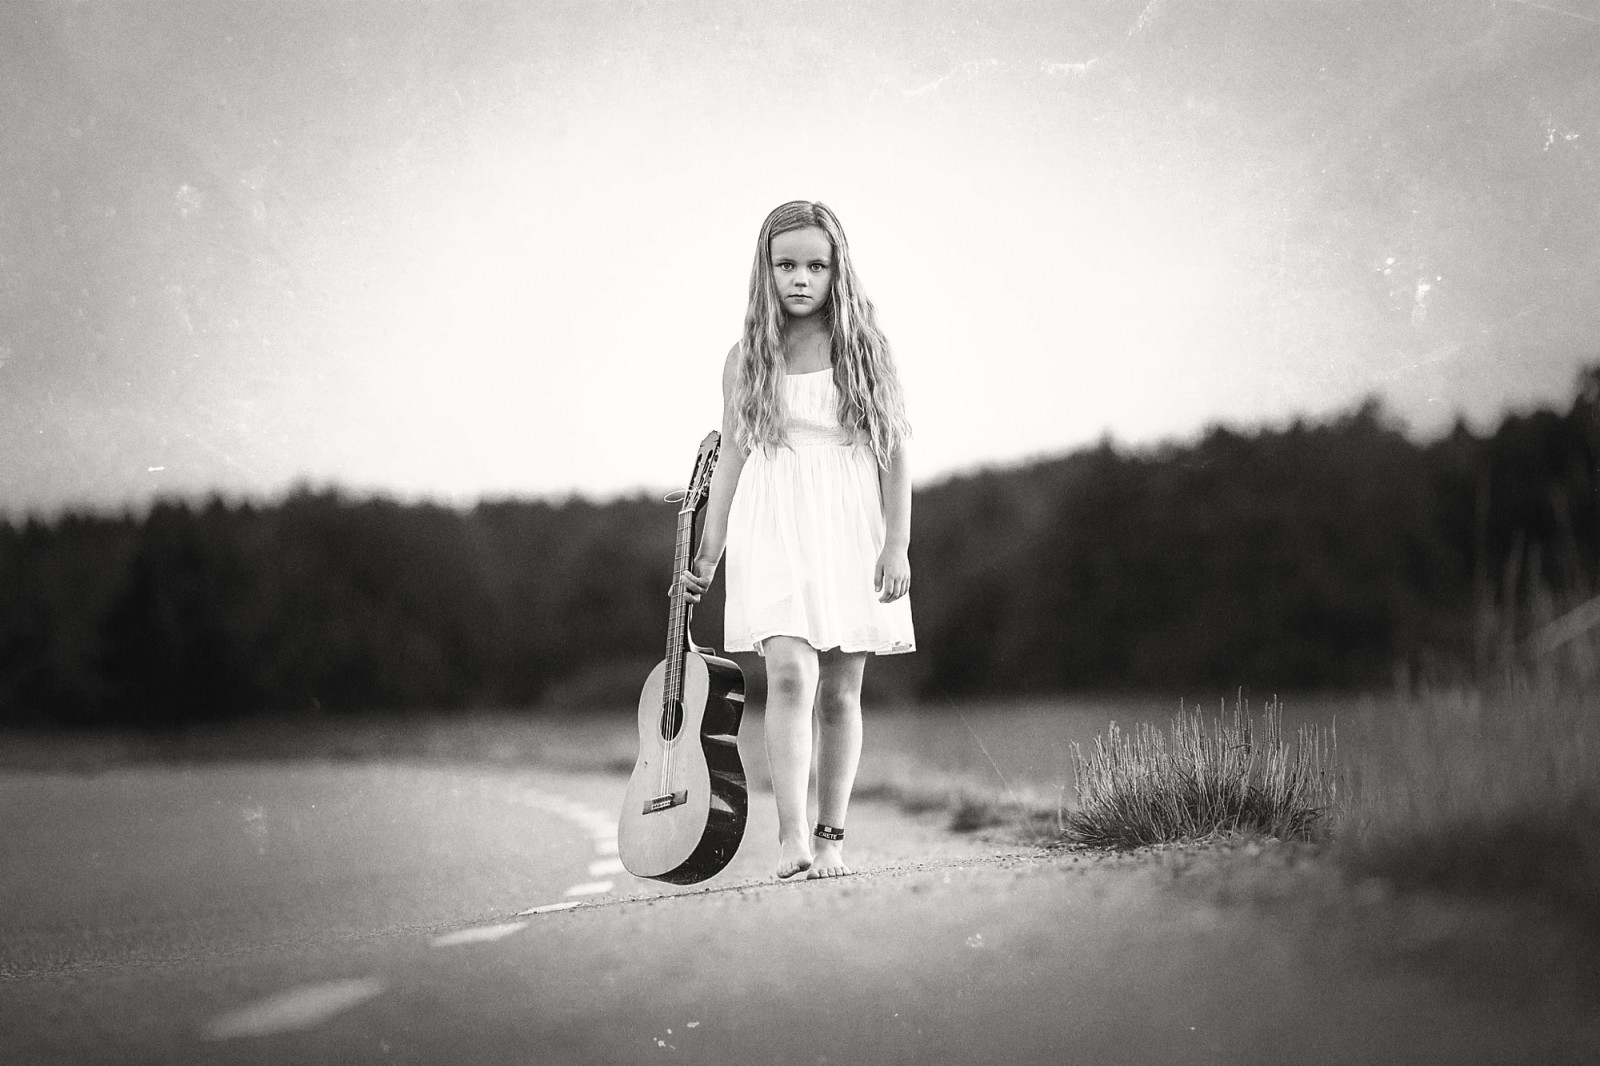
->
[733, 201, 911, 468]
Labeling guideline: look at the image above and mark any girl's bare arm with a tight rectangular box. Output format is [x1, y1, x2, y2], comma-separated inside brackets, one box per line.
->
[879, 440, 911, 551]
[680, 345, 746, 602]
[875, 440, 912, 601]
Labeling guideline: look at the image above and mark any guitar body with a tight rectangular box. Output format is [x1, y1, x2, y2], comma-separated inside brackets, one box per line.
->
[616, 430, 748, 885]
[618, 651, 747, 883]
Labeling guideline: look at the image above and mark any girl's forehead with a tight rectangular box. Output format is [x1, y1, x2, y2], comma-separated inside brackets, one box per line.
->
[770, 226, 832, 260]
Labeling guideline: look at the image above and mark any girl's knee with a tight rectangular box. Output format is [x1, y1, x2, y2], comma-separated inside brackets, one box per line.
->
[767, 670, 812, 705]
[764, 653, 818, 706]
[815, 682, 862, 725]
[815, 653, 866, 723]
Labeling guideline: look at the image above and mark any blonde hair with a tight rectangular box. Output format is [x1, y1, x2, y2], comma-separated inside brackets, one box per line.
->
[733, 201, 911, 468]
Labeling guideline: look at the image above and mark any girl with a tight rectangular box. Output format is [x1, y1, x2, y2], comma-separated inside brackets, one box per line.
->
[677, 200, 914, 881]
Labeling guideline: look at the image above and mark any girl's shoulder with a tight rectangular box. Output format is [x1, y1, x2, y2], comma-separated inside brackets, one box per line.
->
[721, 342, 741, 399]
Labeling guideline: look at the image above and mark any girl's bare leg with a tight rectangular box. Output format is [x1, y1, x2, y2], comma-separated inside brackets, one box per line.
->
[761, 636, 820, 878]
[808, 648, 867, 878]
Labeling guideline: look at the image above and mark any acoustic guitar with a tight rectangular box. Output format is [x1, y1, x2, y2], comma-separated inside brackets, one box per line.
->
[618, 431, 748, 884]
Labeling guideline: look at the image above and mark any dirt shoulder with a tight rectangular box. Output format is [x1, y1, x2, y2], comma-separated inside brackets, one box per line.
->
[505, 770, 1600, 1066]
[194, 827, 1600, 1066]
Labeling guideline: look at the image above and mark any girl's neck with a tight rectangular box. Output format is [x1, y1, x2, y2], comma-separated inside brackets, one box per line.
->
[781, 316, 831, 370]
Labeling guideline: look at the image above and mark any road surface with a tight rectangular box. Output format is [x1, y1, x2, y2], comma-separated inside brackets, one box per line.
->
[2, 761, 1595, 1064]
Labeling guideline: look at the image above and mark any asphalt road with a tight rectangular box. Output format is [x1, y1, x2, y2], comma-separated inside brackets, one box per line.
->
[1, 764, 600, 974]
[3, 762, 1596, 1065]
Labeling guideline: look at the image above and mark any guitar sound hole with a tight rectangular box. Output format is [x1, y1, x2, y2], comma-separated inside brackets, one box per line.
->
[658, 698, 684, 741]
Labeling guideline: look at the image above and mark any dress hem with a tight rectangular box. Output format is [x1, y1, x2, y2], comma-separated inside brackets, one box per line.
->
[726, 631, 916, 658]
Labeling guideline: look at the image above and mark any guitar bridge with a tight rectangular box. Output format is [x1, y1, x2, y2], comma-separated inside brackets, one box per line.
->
[642, 789, 688, 815]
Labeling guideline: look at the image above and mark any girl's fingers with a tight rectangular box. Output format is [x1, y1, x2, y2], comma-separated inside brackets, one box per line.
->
[672, 568, 712, 603]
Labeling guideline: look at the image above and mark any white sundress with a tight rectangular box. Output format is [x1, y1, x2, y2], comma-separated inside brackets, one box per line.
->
[724, 368, 916, 657]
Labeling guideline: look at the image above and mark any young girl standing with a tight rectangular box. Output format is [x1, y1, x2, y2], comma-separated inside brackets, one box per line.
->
[677, 200, 915, 881]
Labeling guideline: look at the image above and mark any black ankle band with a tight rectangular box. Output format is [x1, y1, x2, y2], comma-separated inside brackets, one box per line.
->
[813, 823, 844, 841]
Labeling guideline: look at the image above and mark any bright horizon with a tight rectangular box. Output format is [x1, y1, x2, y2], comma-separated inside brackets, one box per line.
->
[3, 2, 1597, 518]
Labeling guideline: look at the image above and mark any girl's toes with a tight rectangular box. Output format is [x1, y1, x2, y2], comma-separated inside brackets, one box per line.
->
[805, 861, 851, 879]
[805, 842, 850, 879]
[808, 840, 848, 878]
[776, 840, 814, 879]
[777, 857, 813, 879]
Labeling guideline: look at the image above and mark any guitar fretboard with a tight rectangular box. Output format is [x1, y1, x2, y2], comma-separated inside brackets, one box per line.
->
[663, 502, 696, 712]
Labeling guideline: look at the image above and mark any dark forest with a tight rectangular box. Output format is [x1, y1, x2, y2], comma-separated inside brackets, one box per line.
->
[5, 368, 1597, 729]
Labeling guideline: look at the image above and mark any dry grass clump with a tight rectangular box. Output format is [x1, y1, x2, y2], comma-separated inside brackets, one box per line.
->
[1065, 696, 1342, 848]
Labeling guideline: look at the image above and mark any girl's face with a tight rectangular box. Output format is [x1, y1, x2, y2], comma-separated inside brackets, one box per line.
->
[769, 226, 834, 319]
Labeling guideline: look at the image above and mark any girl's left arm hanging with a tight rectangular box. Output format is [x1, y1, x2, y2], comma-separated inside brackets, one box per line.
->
[876, 441, 912, 602]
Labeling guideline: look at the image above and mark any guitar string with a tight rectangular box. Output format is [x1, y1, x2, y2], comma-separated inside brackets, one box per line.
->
[661, 438, 716, 808]
[669, 507, 682, 794]
[664, 505, 682, 797]
[675, 490, 691, 789]
[664, 464, 696, 798]
[667, 443, 712, 801]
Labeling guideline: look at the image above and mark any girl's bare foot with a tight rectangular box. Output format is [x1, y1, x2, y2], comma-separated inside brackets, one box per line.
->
[776, 836, 813, 879]
[806, 838, 850, 879]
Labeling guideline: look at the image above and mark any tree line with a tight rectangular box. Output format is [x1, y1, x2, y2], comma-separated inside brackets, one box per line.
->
[4, 369, 1597, 728]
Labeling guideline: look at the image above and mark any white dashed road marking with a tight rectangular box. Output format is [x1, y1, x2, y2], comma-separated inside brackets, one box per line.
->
[517, 900, 582, 916]
[202, 977, 386, 1040]
[430, 921, 529, 947]
[204, 780, 623, 1040]
[485, 783, 627, 909]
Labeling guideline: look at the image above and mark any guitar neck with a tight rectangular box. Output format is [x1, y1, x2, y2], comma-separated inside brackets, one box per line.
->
[663, 503, 699, 696]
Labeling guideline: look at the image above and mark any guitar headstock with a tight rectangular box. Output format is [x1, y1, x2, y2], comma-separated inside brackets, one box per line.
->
[681, 431, 721, 514]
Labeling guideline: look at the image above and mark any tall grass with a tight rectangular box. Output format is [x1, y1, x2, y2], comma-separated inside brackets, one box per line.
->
[1343, 681, 1600, 918]
[1065, 696, 1342, 848]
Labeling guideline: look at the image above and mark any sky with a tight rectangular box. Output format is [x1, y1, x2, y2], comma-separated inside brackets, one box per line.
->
[2, 1, 1599, 517]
